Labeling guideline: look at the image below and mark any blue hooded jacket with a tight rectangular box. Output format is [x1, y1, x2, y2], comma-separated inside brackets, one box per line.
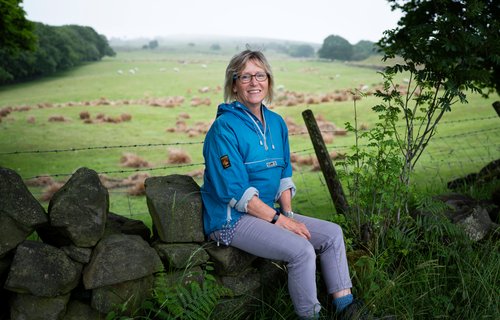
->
[201, 101, 296, 236]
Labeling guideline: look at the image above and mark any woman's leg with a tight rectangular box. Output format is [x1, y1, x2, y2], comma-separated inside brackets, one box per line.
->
[294, 214, 353, 294]
[230, 214, 321, 318]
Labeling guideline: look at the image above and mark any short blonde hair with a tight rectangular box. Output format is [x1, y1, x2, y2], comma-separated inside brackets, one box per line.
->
[223, 50, 274, 104]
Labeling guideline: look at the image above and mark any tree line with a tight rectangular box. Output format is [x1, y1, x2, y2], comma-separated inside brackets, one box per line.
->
[237, 37, 376, 60]
[0, 22, 115, 85]
[265, 37, 377, 60]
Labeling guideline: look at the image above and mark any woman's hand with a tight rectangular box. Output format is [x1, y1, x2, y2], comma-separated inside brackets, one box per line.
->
[276, 215, 311, 240]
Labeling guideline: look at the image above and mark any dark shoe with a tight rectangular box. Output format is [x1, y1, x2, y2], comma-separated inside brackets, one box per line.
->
[336, 299, 372, 320]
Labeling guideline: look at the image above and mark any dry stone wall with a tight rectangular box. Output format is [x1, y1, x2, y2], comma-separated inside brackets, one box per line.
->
[0, 167, 285, 320]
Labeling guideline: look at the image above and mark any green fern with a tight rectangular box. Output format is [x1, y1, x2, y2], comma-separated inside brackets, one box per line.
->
[146, 269, 232, 320]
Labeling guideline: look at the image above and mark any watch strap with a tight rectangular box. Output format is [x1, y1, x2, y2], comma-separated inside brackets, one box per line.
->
[270, 209, 281, 224]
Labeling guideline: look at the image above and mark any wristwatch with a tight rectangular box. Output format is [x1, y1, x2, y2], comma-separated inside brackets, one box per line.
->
[270, 209, 281, 224]
[282, 210, 295, 219]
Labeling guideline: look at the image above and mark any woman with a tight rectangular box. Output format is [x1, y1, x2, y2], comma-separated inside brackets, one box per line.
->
[201, 50, 366, 320]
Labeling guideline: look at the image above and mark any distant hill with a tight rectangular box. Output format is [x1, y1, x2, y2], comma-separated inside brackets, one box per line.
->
[109, 35, 322, 56]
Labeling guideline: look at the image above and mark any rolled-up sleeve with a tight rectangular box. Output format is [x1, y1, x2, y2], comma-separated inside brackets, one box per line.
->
[275, 177, 296, 202]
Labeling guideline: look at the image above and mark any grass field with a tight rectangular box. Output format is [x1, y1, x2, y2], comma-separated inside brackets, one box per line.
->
[1, 50, 499, 225]
[1, 49, 499, 320]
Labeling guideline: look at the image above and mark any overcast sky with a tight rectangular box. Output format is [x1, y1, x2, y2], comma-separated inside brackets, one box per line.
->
[22, 0, 402, 44]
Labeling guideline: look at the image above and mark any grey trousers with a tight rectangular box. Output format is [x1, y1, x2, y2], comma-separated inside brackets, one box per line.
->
[230, 213, 353, 318]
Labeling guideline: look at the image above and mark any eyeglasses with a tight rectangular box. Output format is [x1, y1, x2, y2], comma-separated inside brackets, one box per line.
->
[235, 72, 268, 83]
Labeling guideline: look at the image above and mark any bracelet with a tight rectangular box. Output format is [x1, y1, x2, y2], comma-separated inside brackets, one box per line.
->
[270, 209, 281, 224]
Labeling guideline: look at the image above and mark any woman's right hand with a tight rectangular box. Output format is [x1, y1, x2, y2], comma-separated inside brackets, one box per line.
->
[276, 215, 311, 240]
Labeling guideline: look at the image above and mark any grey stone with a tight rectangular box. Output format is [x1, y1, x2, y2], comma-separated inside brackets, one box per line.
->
[5, 241, 82, 297]
[83, 234, 163, 289]
[254, 258, 287, 292]
[105, 211, 151, 243]
[63, 300, 105, 320]
[10, 292, 70, 320]
[220, 268, 261, 296]
[44, 167, 108, 247]
[436, 193, 497, 241]
[91, 275, 154, 315]
[145, 174, 204, 243]
[457, 206, 495, 241]
[0, 214, 32, 258]
[0, 167, 48, 257]
[154, 243, 209, 269]
[205, 242, 257, 276]
[61, 245, 92, 264]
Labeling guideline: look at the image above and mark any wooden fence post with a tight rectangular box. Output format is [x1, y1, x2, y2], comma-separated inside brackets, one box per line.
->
[301, 109, 349, 215]
[492, 101, 500, 118]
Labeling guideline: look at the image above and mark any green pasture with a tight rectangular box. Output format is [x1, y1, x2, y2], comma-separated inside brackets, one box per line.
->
[1, 50, 499, 225]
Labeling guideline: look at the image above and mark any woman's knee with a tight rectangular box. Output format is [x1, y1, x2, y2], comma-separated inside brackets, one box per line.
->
[290, 239, 316, 263]
[325, 221, 343, 236]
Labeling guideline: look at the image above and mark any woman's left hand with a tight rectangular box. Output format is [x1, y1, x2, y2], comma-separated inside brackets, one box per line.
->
[276, 215, 311, 240]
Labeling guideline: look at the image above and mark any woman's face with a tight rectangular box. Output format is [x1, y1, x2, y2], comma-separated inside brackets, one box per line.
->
[233, 59, 269, 110]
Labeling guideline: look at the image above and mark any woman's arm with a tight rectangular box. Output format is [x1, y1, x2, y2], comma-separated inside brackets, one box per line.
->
[246, 192, 311, 240]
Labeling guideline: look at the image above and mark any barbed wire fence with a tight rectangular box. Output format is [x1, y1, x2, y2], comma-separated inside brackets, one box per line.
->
[1, 116, 498, 219]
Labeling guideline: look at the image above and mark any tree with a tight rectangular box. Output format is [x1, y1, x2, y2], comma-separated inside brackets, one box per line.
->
[210, 43, 221, 51]
[289, 44, 315, 58]
[374, 0, 500, 218]
[318, 35, 353, 60]
[379, 0, 500, 95]
[351, 40, 376, 61]
[0, 22, 115, 84]
[0, 0, 36, 82]
[0, 0, 36, 52]
[148, 40, 159, 49]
